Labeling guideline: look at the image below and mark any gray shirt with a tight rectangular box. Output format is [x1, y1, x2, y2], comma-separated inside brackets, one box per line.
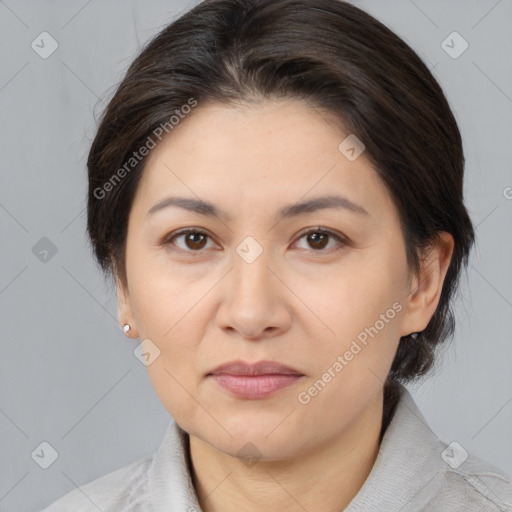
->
[40, 385, 512, 511]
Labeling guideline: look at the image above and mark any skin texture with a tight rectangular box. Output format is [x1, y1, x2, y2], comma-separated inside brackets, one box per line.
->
[115, 99, 454, 512]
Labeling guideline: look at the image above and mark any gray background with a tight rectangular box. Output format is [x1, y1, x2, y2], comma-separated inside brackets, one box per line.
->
[0, 0, 511, 510]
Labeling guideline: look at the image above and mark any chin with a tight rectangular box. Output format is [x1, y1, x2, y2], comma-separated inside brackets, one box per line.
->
[206, 429, 304, 463]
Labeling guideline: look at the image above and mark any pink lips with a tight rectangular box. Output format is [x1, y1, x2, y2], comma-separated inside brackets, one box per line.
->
[208, 360, 304, 399]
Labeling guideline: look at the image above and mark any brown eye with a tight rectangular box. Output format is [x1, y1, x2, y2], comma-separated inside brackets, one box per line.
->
[295, 228, 347, 252]
[166, 229, 214, 253]
[183, 231, 208, 250]
[306, 231, 329, 250]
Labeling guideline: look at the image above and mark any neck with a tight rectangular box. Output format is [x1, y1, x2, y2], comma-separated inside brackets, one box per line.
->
[188, 387, 385, 512]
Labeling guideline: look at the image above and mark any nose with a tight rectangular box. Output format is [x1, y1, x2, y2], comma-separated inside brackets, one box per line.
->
[215, 242, 292, 341]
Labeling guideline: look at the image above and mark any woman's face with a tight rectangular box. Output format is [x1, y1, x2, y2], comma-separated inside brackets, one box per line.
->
[118, 99, 429, 459]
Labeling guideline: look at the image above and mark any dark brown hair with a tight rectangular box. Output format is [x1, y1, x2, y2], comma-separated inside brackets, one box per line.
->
[86, 0, 475, 390]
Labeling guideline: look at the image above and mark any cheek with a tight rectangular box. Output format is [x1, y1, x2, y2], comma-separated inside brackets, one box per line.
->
[138, 301, 205, 425]
[127, 243, 206, 338]
[307, 253, 405, 338]
[294, 277, 405, 429]
[299, 249, 407, 386]
[125, 260, 208, 419]
[131, 271, 206, 363]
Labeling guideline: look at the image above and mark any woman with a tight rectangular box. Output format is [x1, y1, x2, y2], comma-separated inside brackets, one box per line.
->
[41, 0, 512, 510]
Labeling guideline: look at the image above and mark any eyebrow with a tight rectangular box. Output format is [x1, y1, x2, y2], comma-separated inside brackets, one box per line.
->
[146, 194, 369, 221]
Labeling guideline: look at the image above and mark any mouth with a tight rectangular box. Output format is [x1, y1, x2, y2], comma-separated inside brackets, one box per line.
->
[207, 360, 304, 399]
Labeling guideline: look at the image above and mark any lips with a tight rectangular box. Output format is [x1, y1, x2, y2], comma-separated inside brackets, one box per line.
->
[208, 360, 303, 376]
[208, 360, 304, 399]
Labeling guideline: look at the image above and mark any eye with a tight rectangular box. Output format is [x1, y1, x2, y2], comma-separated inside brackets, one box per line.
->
[164, 229, 216, 254]
[293, 227, 347, 253]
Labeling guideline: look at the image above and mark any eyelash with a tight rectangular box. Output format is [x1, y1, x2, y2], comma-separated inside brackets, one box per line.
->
[162, 227, 348, 257]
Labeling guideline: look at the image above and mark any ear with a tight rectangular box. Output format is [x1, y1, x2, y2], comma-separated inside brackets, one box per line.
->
[400, 231, 454, 337]
[112, 261, 139, 339]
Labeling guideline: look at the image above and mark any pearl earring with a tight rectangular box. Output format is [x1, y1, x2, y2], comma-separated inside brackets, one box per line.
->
[410, 332, 418, 339]
[123, 324, 131, 334]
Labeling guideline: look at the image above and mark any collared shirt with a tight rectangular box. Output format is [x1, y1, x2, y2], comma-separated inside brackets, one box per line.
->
[40, 385, 512, 511]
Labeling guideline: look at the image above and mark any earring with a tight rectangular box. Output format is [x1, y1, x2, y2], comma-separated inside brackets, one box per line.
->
[123, 323, 131, 334]
[410, 332, 418, 339]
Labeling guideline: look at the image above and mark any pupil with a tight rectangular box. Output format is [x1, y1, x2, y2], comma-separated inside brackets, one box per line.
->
[309, 232, 327, 249]
[188, 233, 206, 249]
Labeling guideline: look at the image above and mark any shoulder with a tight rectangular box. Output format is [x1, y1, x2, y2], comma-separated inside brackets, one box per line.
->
[424, 448, 512, 512]
[348, 385, 512, 512]
[39, 455, 153, 512]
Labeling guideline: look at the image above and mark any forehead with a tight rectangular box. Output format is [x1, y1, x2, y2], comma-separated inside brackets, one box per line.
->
[131, 100, 396, 222]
